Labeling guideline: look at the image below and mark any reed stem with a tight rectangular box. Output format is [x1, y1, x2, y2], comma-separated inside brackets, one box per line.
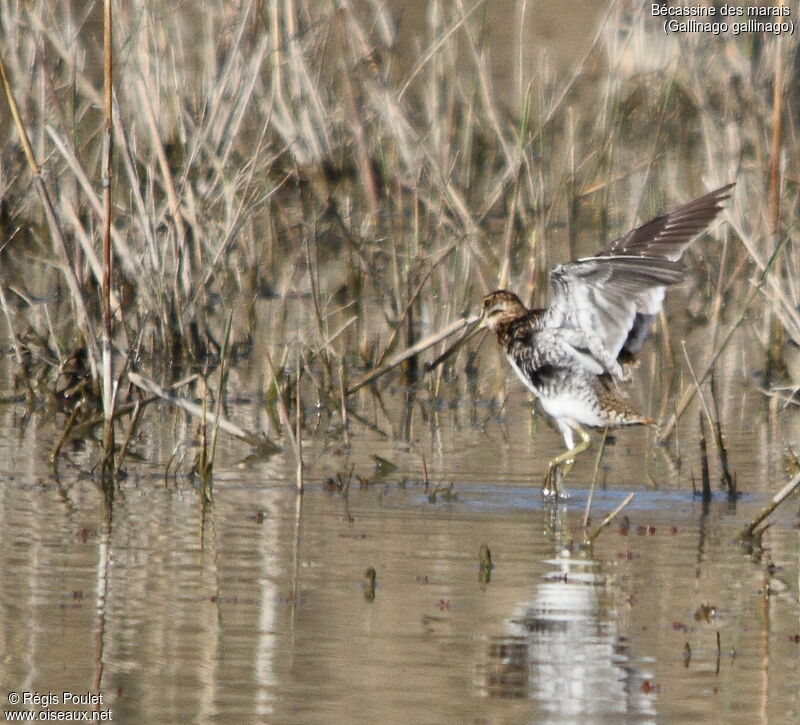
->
[101, 0, 116, 476]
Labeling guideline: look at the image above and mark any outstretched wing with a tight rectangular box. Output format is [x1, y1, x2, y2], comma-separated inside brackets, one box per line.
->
[542, 184, 734, 377]
[597, 184, 734, 260]
[543, 256, 685, 376]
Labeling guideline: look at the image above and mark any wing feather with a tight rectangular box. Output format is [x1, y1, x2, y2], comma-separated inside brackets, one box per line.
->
[597, 184, 734, 260]
[541, 184, 734, 378]
[544, 256, 684, 377]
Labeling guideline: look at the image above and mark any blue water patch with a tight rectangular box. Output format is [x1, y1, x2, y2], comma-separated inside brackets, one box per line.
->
[384, 483, 758, 517]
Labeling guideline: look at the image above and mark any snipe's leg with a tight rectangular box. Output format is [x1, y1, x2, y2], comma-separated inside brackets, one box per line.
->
[542, 421, 592, 499]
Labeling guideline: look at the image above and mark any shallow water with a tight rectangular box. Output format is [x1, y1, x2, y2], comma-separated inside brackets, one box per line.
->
[1, 375, 798, 724]
[1, 2, 799, 723]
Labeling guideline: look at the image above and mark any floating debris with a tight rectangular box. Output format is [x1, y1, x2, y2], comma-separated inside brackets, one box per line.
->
[371, 455, 397, 476]
[363, 567, 376, 602]
[428, 482, 456, 503]
[479, 544, 492, 586]
[740, 471, 800, 540]
[586, 493, 635, 545]
[694, 603, 717, 623]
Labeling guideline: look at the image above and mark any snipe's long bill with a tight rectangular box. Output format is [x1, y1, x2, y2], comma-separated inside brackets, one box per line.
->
[437, 184, 735, 498]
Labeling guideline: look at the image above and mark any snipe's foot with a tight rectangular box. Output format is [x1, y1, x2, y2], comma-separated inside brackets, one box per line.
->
[542, 460, 572, 500]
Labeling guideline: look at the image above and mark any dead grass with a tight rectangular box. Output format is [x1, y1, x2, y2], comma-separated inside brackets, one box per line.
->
[0, 1, 797, 468]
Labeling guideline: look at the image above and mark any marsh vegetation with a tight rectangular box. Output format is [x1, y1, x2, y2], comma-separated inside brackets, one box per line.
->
[1, 1, 797, 465]
[1, 1, 799, 721]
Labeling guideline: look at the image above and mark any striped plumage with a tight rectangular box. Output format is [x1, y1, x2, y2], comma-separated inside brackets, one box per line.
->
[479, 184, 734, 497]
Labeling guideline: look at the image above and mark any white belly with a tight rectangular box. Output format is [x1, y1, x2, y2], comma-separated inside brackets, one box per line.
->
[506, 354, 606, 427]
[539, 393, 606, 427]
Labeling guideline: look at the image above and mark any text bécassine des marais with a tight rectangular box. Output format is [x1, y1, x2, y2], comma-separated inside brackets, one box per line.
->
[652, 4, 790, 16]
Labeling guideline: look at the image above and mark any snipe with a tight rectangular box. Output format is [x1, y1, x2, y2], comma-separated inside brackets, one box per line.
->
[441, 184, 734, 498]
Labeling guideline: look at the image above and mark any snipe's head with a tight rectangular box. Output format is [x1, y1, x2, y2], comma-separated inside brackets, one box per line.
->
[480, 290, 528, 333]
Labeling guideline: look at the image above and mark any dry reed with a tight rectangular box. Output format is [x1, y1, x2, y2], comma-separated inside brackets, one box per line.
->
[0, 1, 796, 483]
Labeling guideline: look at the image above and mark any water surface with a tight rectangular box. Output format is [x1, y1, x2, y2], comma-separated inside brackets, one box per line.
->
[1, 378, 798, 724]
